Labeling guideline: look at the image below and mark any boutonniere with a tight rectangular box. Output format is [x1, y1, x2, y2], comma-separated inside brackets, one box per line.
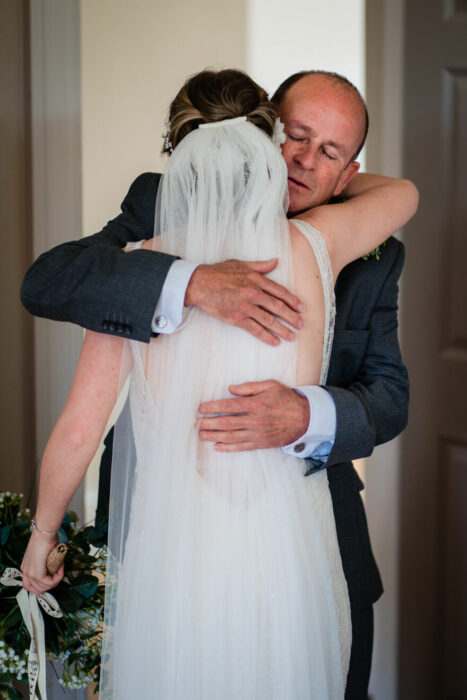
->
[362, 241, 387, 261]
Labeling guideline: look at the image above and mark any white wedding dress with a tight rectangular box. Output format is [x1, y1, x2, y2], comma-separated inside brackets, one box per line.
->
[100, 121, 351, 699]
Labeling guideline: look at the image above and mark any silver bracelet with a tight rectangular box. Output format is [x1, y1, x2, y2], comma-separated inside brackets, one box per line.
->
[31, 517, 59, 535]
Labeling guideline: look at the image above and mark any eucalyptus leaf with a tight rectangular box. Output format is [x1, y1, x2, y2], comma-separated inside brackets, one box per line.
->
[56, 589, 85, 612]
[2, 606, 22, 633]
[62, 616, 78, 636]
[0, 525, 11, 546]
[72, 532, 90, 553]
[58, 527, 69, 544]
[1, 683, 24, 700]
[82, 526, 103, 545]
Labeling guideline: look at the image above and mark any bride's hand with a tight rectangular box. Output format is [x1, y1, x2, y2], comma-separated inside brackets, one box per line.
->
[185, 259, 304, 346]
[21, 530, 64, 594]
[122, 238, 155, 252]
[140, 238, 155, 251]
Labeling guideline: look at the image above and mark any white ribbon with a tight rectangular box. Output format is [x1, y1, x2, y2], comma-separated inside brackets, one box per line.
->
[0, 567, 63, 700]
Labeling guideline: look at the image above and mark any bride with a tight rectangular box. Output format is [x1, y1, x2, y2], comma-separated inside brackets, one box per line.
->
[21, 69, 418, 699]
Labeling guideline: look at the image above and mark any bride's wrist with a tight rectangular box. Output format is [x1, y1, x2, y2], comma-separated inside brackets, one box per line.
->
[31, 517, 60, 538]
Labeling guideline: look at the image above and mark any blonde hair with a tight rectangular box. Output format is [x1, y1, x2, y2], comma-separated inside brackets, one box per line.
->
[164, 69, 277, 153]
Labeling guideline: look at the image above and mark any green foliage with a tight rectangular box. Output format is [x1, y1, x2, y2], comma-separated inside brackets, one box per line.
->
[0, 492, 108, 695]
[362, 241, 387, 261]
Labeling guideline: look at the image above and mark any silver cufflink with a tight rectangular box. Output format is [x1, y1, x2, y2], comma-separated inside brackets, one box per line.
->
[155, 315, 168, 329]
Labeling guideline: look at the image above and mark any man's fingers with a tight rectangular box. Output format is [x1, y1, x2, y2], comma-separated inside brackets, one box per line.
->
[250, 307, 296, 341]
[200, 429, 252, 444]
[198, 380, 308, 451]
[228, 380, 277, 396]
[186, 258, 304, 345]
[256, 273, 304, 314]
[199, 381, 276, 413]
[199, 413, 251, 431]
[239, 318, 281, 346]
[252, 291, 304, 331]
[214, 441, 260, 452]
[244, 258, 278, 274]
[199, 397, 249, 415]
[199, 380, 276, 415]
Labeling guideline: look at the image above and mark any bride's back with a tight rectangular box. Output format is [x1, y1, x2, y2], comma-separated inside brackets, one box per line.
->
[289, 220, 329, 386]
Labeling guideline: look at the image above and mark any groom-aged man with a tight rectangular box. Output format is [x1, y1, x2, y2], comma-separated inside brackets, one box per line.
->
[21, 71, 408, 699]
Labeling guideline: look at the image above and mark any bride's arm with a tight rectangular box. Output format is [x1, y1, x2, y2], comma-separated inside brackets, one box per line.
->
[298, 173, 419, 277]
[21, 331, 125, 594]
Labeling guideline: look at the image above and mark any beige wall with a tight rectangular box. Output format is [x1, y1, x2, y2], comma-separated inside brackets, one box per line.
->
[80, 0, 247, 236]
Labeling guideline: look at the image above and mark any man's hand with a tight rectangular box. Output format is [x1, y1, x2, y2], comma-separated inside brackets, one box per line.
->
[185, 259, 304, 346]
[198, 380, 310, 451]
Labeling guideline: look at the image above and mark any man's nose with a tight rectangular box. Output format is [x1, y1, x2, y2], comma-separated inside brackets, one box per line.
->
[294, 144, 318, 170]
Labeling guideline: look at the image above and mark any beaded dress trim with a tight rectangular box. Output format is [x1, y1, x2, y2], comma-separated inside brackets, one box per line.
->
[292, 219, 336, 385]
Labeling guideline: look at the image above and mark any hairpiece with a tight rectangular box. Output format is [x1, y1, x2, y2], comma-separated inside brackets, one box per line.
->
[199, 116, 247, 129]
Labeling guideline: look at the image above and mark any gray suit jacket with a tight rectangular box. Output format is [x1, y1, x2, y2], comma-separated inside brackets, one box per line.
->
[21, 172, 409, 608]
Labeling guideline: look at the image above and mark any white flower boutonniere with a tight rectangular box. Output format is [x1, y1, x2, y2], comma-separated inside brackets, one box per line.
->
[272, 118, 286, 148]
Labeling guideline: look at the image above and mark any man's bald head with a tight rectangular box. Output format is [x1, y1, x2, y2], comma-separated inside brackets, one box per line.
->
[272, 70, 368, 162]
[272, 71, 368, 213]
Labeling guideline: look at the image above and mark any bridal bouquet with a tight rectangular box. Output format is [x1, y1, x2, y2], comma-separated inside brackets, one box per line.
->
[0, 491, 107, 699]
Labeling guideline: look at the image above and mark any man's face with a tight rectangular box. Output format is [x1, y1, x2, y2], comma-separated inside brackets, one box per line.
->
[278, 75, 364, 214]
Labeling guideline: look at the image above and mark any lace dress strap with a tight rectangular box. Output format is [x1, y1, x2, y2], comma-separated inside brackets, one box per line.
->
[292, 219, 336, 384]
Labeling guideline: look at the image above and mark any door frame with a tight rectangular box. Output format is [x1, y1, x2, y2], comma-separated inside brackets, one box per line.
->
[365, 1, 405, 698]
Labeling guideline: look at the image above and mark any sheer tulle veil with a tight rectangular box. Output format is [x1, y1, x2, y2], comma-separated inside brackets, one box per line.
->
[100, 117, 350, 699]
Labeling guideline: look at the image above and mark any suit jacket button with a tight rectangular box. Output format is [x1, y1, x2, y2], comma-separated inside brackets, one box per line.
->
[294, 442, 305, 453]
[155, 315, 168, 329]
[102, 321, 109, 330]
[109, 322, 116, 332]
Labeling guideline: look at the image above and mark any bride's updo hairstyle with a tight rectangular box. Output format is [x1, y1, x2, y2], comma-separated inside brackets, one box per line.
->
[163, 69, 276, 153]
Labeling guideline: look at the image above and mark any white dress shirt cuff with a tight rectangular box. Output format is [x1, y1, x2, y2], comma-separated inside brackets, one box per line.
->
[151, 259, 198, 333]
[282, 386, 336, 459]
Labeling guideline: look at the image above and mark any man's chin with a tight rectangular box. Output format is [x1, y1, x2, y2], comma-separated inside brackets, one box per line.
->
[287, 207, 308, 218]
[287, 196, 315, 216]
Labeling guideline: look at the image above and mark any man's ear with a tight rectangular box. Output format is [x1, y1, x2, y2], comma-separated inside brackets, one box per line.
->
[333, 161, 360, 197]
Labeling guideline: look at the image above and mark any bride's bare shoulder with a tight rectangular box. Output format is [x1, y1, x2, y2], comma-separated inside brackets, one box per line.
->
[288, 219, 311, 248]
[287, 221, 325, 283]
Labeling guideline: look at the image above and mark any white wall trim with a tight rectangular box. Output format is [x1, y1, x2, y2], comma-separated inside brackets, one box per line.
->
[365, 1, 405, 698]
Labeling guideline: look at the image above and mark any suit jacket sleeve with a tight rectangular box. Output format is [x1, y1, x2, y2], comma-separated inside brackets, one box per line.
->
[309, 241, 409, 470]
[20, 172, 178, 342]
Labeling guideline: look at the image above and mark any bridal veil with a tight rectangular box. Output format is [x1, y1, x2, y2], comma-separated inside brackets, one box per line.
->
[100, 117, 350, 699]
